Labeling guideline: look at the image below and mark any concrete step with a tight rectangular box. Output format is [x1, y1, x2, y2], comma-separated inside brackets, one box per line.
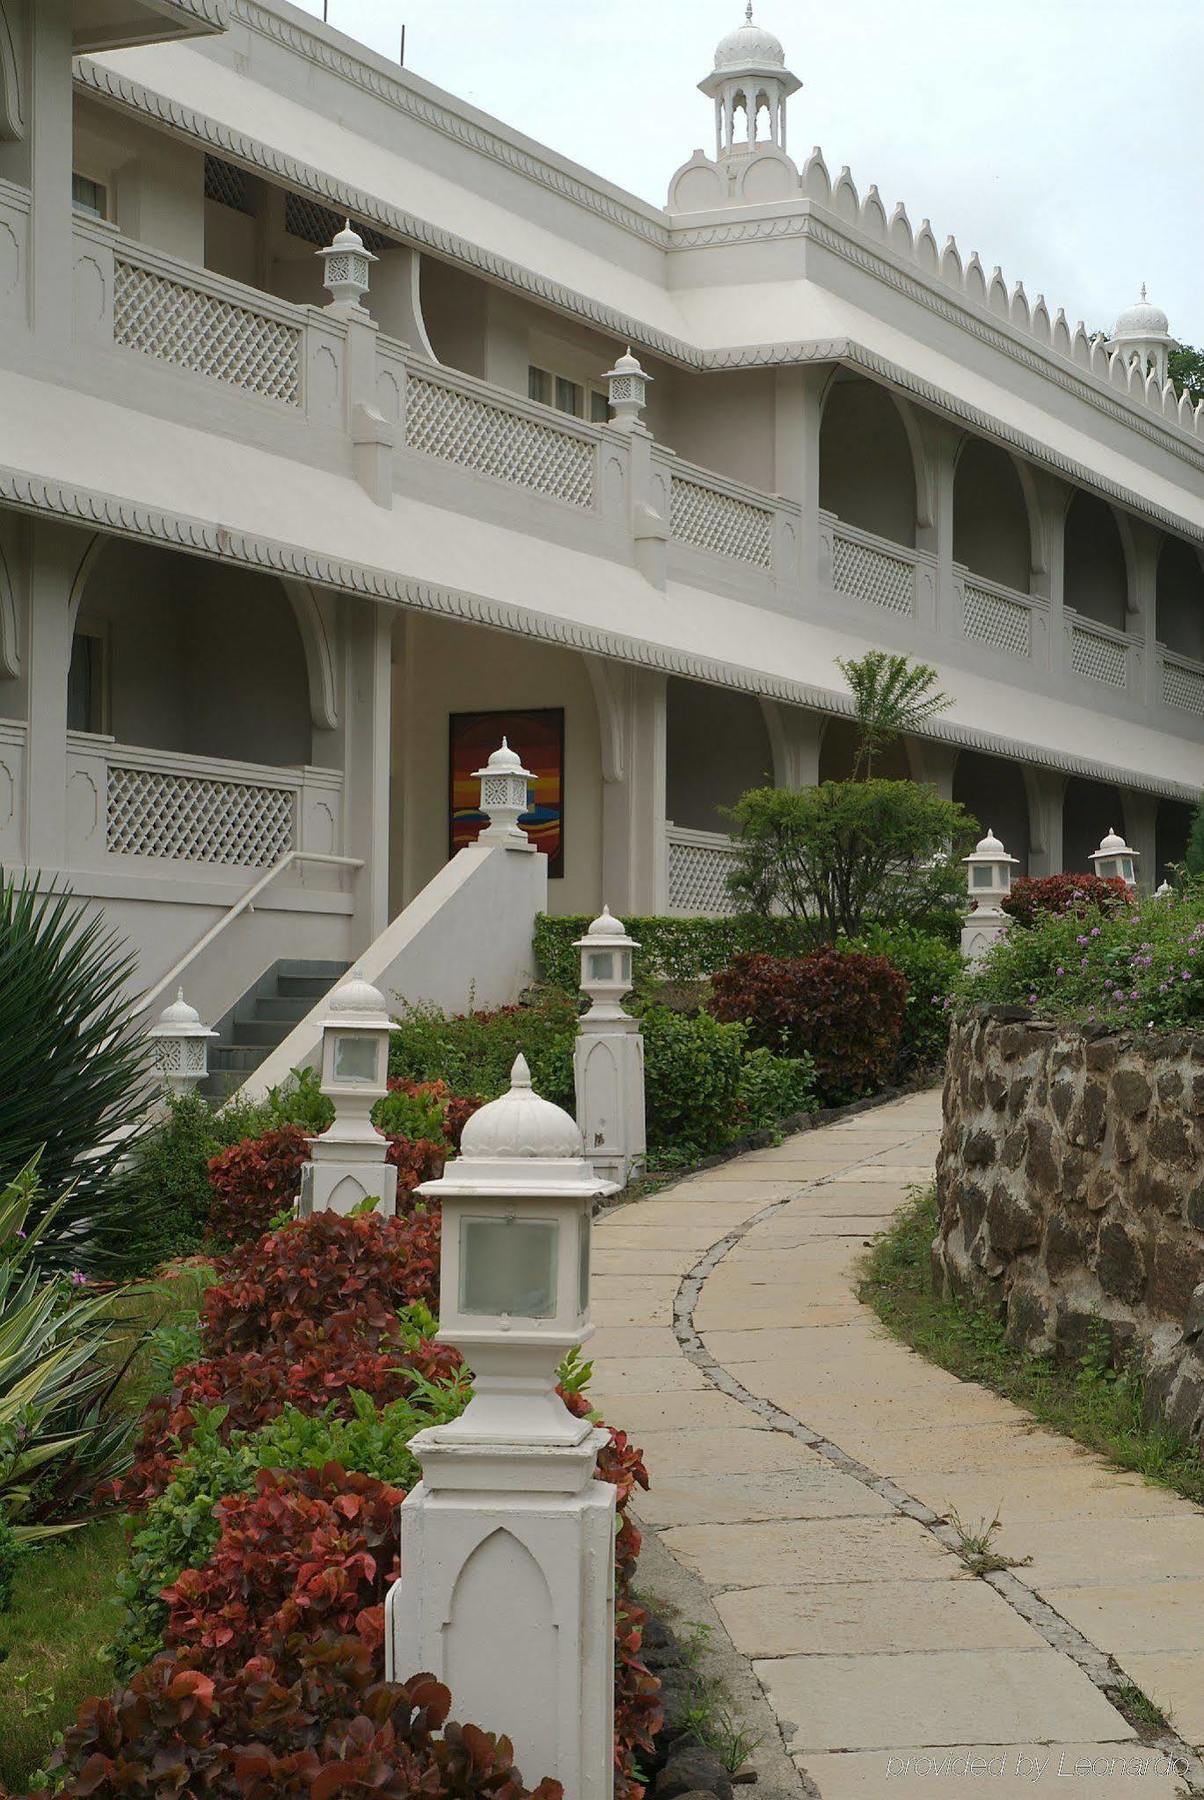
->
[251, 996, 315, 1023]
[231, 1018, 293, 1049]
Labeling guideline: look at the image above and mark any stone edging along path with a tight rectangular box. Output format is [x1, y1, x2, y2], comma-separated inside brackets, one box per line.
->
[584, 1090, 1204, 1800]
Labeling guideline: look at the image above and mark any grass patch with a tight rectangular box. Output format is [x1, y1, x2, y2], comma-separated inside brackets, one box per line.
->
[0, 1516, 128, 1789]
[859, 1187, 1204, 1508]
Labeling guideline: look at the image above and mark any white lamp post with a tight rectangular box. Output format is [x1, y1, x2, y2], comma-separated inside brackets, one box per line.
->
[573, 906, 646, 1186]
[386, 1056, 617, 1797]
[1154, 878, 1174, 900]
[1090, 826, 1139, 890]
[148, 989, 216, 1098]
[961, 828, 1019, 967]
[300, 976, 400, 1218]
[472, 737, 535, 848]
[600, 347, 652, 432]
[317, 219, 377, 310]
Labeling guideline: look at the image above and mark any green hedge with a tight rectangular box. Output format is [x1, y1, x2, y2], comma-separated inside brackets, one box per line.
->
[534, 913, 814, 991]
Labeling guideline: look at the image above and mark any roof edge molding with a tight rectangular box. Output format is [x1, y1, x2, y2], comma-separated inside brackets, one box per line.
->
[0, 460, 1194, 808]
[75, 57, 1204, 486]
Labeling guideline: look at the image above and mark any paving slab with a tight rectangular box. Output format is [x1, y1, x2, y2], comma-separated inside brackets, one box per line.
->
[1042, 1580, 1204, 1654]
[631, 1465, 893, 1529]
[795, 1744, 1190, 1799]
[629, 1427, 821, 1477]
[715, 1575, 1045, 1656]
[1115, 1652, 1204, 1747]
[660, 1514, 953, 1587]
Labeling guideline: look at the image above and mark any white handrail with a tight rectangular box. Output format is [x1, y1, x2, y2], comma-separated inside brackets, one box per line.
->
[134, 850, 363, 1018]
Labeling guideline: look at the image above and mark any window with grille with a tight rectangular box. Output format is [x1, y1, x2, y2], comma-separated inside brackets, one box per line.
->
[203, 156, 255, 216]
[72, 174, 108, 221]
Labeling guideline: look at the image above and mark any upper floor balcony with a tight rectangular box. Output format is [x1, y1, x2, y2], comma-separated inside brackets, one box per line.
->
[1, 173, 1202, 752]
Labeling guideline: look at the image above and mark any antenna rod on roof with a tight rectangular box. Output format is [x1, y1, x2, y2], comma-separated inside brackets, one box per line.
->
[400, 23, 406, 64]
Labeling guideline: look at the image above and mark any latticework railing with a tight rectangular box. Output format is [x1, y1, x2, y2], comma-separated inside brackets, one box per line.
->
[831, 529, 915, 617]
[406, 373, 595, 508]
[962, 580, 1032, 660]
[1162, 654, 1204, 717]
[106, 764, 296, 866]
[113, 258, 302, 405]
[666, 828, 741, 917]
[1070, 622, 1128, 689]
[668, 474, 773, 568]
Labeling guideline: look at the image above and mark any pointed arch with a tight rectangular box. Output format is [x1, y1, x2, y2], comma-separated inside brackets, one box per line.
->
[584, 654, 624, 783]
[67, 532, 108, 632]
[0, 536, 18, 677]
[281, 579, 339, 731]
[0, 3, 23, 141]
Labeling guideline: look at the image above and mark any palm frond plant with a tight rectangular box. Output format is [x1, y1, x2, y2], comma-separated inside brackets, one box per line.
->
[0, 1160, 141, 1543]
[0, 873, 156, 1273]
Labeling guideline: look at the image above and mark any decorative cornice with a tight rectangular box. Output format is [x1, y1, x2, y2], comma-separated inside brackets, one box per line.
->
[0, 461, 1195, 806]
[229, 0, 672, 248]
[148, 0, 230, 33]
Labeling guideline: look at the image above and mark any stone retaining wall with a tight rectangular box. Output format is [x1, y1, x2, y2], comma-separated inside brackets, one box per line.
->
[934, 1007, 1204, 1442]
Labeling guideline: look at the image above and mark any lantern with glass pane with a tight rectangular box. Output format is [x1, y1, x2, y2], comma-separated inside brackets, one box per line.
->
[962, 828, 1019, 910]
[574, 905, 639, 1021]
[301, 976, 400, 1217]
[416, 1053, 616, 1444]
[148, 989, 216, 1097]
[1090, 827, 1139, 890]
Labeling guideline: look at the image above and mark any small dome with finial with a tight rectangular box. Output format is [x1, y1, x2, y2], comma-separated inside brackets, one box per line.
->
[1113, 284, 1171, 341]
[714, 3, 787, 72]
[158, 987, 201, 1028]
[459, 1055, 584, 1162]
[483, 737, 524, 773]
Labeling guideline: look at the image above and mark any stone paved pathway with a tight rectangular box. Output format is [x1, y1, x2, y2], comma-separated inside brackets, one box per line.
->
[589, 1089, 1204, 1799]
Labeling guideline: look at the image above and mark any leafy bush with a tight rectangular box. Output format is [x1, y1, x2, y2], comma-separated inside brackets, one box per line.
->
[639, 1005, 747, 1158]
[961, 887, 1204, 1030]
[0, 876, 157, 1274]
[1001, 872, 1133, 927]
[725, 780, 973, 940]
[734, 1046, 817, 1130]
[205, 1124, 313, 1247]
[533, 912, 814, 992]
[851, 924, 962, 1073]
[23, 1644, 563, 1800]
[711, 946, 909, 1104]
[389, 992, 578, 1113]
[0, 1163, 140, 1535]
[0, 1518, 20, 1613]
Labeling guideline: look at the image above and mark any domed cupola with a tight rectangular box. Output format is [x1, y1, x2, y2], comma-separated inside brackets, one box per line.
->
[1106, 284, 1176, 384]
[699, 4, 800, 160]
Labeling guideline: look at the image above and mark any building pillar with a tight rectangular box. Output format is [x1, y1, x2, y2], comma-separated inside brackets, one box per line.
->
[761, 700, 823, 789]
[917, 419, 961, 638]
[343, 601, 393, 943]
[1029, 471, 1069, 673]
[1121, 792, 1157, 894]
[1024, 767, 1067, 877]
[24, 519, 83, 872]
[26, 0, 73, 351]
[1125, 522, 1159, 712]
[907, 738, 959, 800]
[587, 658, 667, 915]
[773, 363, 830, 601]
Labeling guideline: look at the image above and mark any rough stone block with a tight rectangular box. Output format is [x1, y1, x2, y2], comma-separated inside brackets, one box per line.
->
[962, 1128, 997, 1168]
[1094, 1218, 1147, 1304]
[986, 1186, 1041, 1254]
[1184, 1285, 1204, 1343]
[1148, 1113, 1194, 1165]
[1084, 1037, 1120, 1073]
[1158, 1068, 1185, 1103]
[1066, 1081, 1106, 1148]
[1164, 1361, 1204, 1438]
[1150, 1235, 1204, 1319]
[1006, 1284, 1055, 1355]
[1050, 1079, 1075, 1126]
[1111, 1068, 1152, 1118]
[1043, 1210, 1095, 1282]
[1024, 1117, 1059, 1191]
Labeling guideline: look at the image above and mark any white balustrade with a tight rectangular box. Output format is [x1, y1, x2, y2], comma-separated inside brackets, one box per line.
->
[826, 517, 921, 618]
[955, 567, 1039, 661]
[1161, 648, 1204, 717]
[1067, 614, 1131, 690]
[405, 363, 598, 508]
[65, 735, 343, 872]
[665, 823, 741, 917]
[0, 719, 25, 866]
[664, 458, 776, 568]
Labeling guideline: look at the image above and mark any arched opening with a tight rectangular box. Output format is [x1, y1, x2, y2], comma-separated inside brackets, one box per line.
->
[817, 717, 910, 783]
[819, 378, 917, 548]
[952, 751, 1029, 871]
[952, 441, 1031, 593]
[666, 677, 774, 832]
[1064, 494, 1128, 632]
[72, 540, 312, 766]
[1156, 799, 1195, 884]
[1061, 776, 1125, 874]
[1156, 538, 1204, 662]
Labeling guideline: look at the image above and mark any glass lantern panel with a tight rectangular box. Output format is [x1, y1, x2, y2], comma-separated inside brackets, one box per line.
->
[459, 1216, 559, 1320]
[333, 1035, 380, 1084]
[1098, 859, 1118, 880]
[972, 865, 993, 888]
[577, 1213, 590, 1317]
[587, 950, 615, 982]
[619, 950, 632, 982]
[1121, 859, 1134, 882]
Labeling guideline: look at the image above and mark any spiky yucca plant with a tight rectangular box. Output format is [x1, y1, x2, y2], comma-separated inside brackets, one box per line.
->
[0, 874, 155, 1273]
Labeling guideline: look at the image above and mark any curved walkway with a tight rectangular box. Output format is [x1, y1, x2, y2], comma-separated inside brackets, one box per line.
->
[589, 1090, 1204, 1800]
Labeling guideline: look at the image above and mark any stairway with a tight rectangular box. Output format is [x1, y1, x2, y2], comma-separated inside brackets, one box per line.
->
[202, 959, 350, 1101]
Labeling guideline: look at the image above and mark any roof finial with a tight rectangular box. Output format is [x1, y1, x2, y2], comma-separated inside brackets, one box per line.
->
[1140, 282, 1148, 302]
[745, 1, 753, 20]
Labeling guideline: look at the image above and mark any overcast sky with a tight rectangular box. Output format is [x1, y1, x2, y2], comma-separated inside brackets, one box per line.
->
[292, 0, 1201, 346]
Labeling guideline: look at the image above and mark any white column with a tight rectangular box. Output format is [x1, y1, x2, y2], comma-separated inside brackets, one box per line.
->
[773, 363, 829, 603]
[761, 700, 823, 789]
[1121, 793, 1157, 893]
[343, 601, 393, 942]
[907, 739, 959, 800]
[24, 520, 81, 871]
[27, 0, 73, 351]
[1024, 768, 1067, 877]
[588, 660, 667, 916]
[1126, 523, 1158, 712]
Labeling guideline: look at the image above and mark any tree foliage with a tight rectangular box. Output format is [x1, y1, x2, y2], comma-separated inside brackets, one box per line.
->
[836, 650, 951, 779]
[725, 779, 975, 940]
[1169, 342, 1204, 405]
[1186, 793, 1204, 878]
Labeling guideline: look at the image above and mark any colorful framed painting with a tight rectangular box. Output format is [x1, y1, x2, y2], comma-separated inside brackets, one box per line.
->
[448, 708, 565, 878]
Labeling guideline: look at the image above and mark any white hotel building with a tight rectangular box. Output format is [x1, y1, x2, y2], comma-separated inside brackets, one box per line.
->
[0, 0, 1201, 1086]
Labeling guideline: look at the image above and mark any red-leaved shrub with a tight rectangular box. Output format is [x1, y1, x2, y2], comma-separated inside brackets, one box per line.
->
[710, 946, 908, 1103]
[163, 1463, 402, 1674]
[16, 1638, 564, 1800]
[1001, 872, 1133, 927]
[206, 1125, 312, 1247]
[386, 1135, 448, 1203]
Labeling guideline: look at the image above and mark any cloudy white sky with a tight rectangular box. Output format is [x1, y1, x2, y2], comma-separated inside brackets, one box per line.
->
[291, 0, 1200, 347]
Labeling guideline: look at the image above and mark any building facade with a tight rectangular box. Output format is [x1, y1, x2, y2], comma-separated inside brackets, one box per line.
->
[0, 0, 1201, 1062]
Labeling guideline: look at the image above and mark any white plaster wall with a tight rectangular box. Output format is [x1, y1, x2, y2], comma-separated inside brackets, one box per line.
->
[204, 197, 257, 286]
[76, 540, 312, 766]
[660, 366, 776, 493]
[73, 94, 205, 264]
[1064, 494, 1127, 632]
[392, 611, 602, 918]
[953, 441, 1031, 593]
[819, 377, 917, 548]
[952, 749, 1031, 872]
[665, 676, 773, 831]
[1156, 539, 1204, 662]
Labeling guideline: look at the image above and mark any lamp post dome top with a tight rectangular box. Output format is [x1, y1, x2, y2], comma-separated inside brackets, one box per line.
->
[158, 987, 202, 1028]
[460, 1055, 584, 1162]
[325, 976, 393, 1029]
[586, 905, 626, 939]
[1097, 826, 1131, 856]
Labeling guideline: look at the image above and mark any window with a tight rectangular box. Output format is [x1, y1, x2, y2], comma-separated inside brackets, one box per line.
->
[528, 365, 551, 406]
[71, 174, 107, 221]
[529, 365, 610, 425]
[589, 388, 609, 424]
[67, 633, 107, 734]
[555, 376, 582, 417]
